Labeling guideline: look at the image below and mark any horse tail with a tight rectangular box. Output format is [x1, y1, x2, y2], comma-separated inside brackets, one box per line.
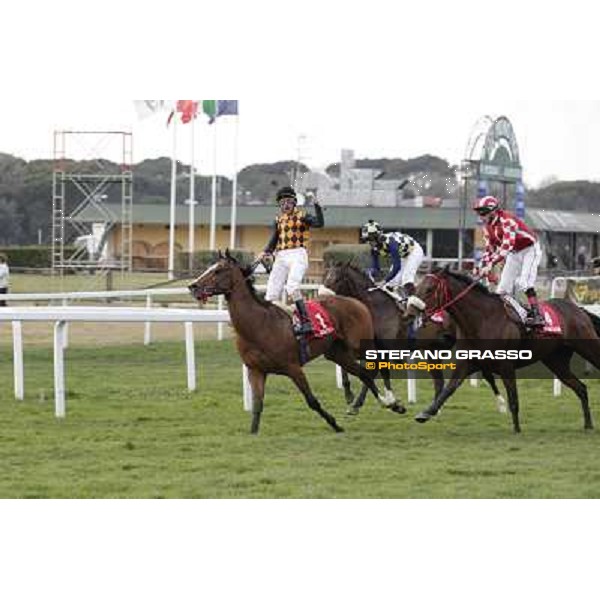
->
[584, 309, 600, 337]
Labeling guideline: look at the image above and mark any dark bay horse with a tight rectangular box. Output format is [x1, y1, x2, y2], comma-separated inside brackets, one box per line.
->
[407, 268, 600, 432]
[323, 262, 505, 413]
[188, 251, 394, 434]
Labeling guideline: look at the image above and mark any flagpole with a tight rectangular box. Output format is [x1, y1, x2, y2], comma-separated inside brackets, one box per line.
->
[230, 115, 240, 249]
[168, 115, 177, 280]
[210, 117, 218, 251]
[189, 116, 196, 273]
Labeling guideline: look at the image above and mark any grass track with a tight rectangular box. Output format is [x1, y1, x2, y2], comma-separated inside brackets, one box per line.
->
[0, 339, 599, 498]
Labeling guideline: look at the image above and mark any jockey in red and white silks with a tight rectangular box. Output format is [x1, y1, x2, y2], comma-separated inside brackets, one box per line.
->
[473, 196, 544, 327]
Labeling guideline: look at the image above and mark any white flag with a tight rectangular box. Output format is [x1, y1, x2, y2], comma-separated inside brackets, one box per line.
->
[133, 100, 171, 120]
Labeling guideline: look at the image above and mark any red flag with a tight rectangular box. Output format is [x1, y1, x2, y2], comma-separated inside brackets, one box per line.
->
[167, 100, 199, 126]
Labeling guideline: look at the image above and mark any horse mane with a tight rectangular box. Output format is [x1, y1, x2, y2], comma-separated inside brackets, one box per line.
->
[244, 275, 272, 307]
[444, 269, 497, 297]
[229, 256, 272, 308]
[336, 261, 372, 298]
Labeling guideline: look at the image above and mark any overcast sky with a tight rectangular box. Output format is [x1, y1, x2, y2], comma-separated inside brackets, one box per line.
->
[3, 1, 600, 193]
[2, 98, 600, 189]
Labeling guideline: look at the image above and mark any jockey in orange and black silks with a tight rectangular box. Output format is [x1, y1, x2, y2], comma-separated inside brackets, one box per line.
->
[258, 186, 324, 335]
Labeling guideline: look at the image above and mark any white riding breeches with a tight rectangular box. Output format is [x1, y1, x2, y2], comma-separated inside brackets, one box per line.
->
[387, 243, 425, 288]
[496, 242, 542, 294]
[265, 247, 309, 302]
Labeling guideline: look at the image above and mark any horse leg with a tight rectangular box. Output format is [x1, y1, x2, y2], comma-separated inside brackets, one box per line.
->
[482, 370, 507, 414]
[380, 367, 402, 408]
[349, 383, 369, 415]
[498, 372, 521, 433]
[544, 349, 593, 430]
[429, 368, 445, 404]
[572, 338, 600, 372]
[288, 366, 344, 433]
[341, 369, 354, 405]
[350, 367, 399, 415]
[415, 361, 476, 423]
[247, 368, 267, 435]
[326, 343, 407, 415]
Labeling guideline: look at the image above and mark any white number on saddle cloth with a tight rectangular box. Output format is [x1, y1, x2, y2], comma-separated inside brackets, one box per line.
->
[314, 313, 327, 334]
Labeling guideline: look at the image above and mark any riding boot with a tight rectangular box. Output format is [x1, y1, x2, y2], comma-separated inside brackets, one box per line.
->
[404, 281, 426, 313]
[294, 298, 313, 336]
[525, 288, 545, 328]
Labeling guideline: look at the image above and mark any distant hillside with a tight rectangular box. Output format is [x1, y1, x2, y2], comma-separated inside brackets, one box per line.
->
[325, 154, 457, 180]
[0, 150, 598, 245]
[526, 180, 600, 212]
[237, 161, 308, 204]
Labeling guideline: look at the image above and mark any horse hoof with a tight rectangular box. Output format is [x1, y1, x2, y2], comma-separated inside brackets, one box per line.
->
[346, 406, 360, 416]
[415, 412, 432, 423]
[389, 402, 407, 415]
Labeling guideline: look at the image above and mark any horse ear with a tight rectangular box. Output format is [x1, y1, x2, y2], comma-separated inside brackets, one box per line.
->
[443, 263, 451, 273]
[225, 248, 231, 258]
[217, 249, 223, 259]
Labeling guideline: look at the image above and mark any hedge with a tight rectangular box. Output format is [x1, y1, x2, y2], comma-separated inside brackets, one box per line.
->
[0, 246, 75, 269]
[323, 244, 392, 271]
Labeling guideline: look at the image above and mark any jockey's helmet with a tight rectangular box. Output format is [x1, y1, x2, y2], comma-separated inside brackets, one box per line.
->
[473, 195, 500, 216]
[275, 186, 297, 205]
[360, 220, 383, 244]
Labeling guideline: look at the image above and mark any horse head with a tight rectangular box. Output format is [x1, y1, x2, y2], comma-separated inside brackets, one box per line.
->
[406, 267, 481, 320]
[188, 250, 241, 303]
[323, 260, 371, 296]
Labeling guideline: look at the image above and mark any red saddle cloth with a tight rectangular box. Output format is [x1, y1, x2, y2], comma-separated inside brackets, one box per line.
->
[537, 302, 563, 335]
[430, 310, 446, 325]
[293, 301, 336, 339]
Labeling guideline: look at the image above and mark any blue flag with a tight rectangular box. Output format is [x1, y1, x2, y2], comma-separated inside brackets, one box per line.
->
[203, 100, 239, 124]
[217, 100, 239, 118]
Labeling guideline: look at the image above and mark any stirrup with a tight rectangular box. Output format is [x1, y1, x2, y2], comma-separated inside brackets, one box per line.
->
[294, 321, 313, 336]
[525, 315, 545, 328]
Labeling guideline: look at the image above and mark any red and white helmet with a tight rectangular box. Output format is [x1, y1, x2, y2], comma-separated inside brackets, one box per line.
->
[473, 196, 500, 216]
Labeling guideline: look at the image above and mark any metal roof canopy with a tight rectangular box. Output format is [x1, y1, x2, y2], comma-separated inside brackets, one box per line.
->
[75, 203, 600, 234]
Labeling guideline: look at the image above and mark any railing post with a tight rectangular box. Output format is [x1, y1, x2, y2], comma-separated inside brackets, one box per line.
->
[12, 321, 24, 401]
[185, 322, 196, 391]
[242, 364, 253, 412]
[54, 320, 67, 418]
[144, 295, 152, 345]
[217, 296, 224, 341]
[407, 373, 417, 404]
[62, 299, 69, 349]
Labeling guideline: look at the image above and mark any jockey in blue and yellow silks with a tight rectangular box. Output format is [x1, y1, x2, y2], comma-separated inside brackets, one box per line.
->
[360, 220, 426, 312]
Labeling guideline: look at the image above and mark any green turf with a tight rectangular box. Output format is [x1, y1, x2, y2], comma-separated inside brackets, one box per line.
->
[0, 339, 598, 498]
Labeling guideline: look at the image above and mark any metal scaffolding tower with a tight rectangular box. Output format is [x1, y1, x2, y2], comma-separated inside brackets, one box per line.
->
[52, 130, 133, 277]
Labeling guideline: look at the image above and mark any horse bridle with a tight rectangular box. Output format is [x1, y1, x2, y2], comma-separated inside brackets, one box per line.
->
[192, 259, 270, 302]
[422, 273, 479, 318]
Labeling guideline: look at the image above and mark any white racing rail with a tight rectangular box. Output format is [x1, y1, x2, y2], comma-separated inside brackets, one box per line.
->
[0, 307, 229, 418]
[550, 276, 600, 396]
[2, 284, 419, 414]
[2, 284, 324, 343]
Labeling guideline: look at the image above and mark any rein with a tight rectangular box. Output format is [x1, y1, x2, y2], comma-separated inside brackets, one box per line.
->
[424, 273, 480, 318]
[195, 258, 270, 303]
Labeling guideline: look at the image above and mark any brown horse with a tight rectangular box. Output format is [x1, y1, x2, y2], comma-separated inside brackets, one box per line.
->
[407, 267, 600, 432]
[188, 250, 394, 434]
[323, 262, 506, 413]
